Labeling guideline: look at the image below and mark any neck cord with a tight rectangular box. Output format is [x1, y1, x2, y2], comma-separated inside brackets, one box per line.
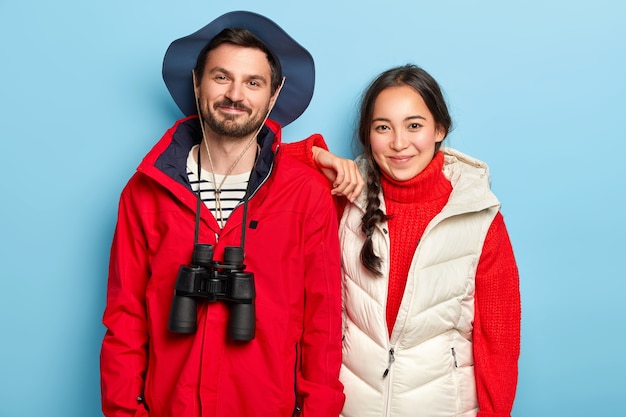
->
[238, 149, 260, 249]
[203, 134, 258, 229]
[193, 146, 203, 246]
[195, 140, 259, 249]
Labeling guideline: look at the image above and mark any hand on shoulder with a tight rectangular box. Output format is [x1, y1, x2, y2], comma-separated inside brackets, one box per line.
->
[312, 146, 364, 202]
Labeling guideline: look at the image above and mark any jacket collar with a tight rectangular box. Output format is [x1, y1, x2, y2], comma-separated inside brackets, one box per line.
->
[143, 116, 281, 196]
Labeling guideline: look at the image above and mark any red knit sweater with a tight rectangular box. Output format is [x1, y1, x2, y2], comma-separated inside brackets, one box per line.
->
[382, 152, 520, 417]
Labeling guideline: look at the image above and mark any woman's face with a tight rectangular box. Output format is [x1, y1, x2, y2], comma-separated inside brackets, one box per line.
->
[370, 85, 444, 182]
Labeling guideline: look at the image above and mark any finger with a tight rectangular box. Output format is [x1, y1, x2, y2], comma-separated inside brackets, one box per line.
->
[332, 163, 346, 188]
[331, 179, 350, 196]
[332, 164, 359, 199]
[348, 170, 365, 202]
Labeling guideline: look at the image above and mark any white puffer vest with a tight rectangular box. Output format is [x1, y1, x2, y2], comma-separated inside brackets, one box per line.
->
[339, 148, 500, 417]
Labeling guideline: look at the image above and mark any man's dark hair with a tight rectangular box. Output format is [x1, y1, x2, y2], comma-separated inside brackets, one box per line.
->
[194, 27, 283, 94]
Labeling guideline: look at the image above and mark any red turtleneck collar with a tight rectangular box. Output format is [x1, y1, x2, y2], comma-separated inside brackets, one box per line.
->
[380, 151, 452, 205]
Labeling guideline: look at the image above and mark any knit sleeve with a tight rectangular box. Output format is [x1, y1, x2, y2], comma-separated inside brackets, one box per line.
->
[281, 133, 328, 169]
[473, 212, 521, 417]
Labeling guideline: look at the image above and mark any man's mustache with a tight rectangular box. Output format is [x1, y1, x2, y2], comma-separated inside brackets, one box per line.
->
[213, 99, 252, 114]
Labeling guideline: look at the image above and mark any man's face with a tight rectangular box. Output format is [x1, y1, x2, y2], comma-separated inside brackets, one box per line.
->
[195, 43, 277, 139]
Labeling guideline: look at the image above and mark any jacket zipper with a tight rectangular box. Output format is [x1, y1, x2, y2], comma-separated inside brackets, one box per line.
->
[451, 347, 458, 368]
[292, 343, 301, 416]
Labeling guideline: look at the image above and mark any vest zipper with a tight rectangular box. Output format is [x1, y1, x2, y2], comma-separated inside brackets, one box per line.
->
[451, 347, 458, 368]
[382, 347, 395, 417]
[382, 348, 395, 378]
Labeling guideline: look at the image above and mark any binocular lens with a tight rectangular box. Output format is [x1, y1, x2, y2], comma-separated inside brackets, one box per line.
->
[228, 303, 255, 341]
[168, 295, 197, 333]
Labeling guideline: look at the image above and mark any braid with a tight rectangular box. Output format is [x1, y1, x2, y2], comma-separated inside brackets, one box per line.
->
[359, 162, 388, 276]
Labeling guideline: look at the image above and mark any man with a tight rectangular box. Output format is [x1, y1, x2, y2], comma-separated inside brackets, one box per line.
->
[100, 11, 345, 417]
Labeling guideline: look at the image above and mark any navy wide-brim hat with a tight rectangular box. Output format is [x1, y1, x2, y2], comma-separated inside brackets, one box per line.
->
[162, 10, 315, 127]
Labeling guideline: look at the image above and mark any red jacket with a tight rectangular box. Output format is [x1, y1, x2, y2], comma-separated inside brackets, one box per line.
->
[101, 116, 345, 417]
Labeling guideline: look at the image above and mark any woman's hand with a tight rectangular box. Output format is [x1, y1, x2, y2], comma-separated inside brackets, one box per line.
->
[312, 146, 364, 202]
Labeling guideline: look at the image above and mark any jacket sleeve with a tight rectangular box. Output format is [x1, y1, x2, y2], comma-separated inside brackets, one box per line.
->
[473, 212, 521, 417]
[298, 178, 345, 416]
[100, 182, 151, 417]
[281, 133, 329, 169]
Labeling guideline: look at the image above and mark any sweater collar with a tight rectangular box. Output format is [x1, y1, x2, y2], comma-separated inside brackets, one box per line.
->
[380, 151, 452, 204]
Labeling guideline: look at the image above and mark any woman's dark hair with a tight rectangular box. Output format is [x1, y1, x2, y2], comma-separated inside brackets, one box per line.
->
[194, 28, 283, 95]
[358, 64, 452, 276]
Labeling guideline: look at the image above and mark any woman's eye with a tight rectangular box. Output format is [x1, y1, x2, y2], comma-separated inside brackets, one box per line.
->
[408, 123, 421, 129]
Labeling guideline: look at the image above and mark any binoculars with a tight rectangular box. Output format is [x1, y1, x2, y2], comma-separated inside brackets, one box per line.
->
[168, 244, 256, 341]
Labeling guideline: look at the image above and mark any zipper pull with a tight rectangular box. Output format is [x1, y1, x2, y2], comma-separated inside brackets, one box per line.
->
[451, 347, 458, 368]
[382, 348, 395, 378]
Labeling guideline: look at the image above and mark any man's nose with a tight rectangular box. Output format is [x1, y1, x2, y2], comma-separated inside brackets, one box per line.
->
[225, 82, 244, 102]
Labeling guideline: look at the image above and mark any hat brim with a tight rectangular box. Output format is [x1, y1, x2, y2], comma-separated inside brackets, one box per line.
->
[162, 10, 315, 127]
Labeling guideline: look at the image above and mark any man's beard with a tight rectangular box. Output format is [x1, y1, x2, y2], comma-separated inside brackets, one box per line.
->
[203, 99, 269, 138]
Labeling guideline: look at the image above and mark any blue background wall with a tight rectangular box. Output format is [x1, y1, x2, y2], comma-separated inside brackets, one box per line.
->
[1, 1, 624, 416]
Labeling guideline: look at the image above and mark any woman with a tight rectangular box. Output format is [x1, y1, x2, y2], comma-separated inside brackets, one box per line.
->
[286, 64, 520, 417]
